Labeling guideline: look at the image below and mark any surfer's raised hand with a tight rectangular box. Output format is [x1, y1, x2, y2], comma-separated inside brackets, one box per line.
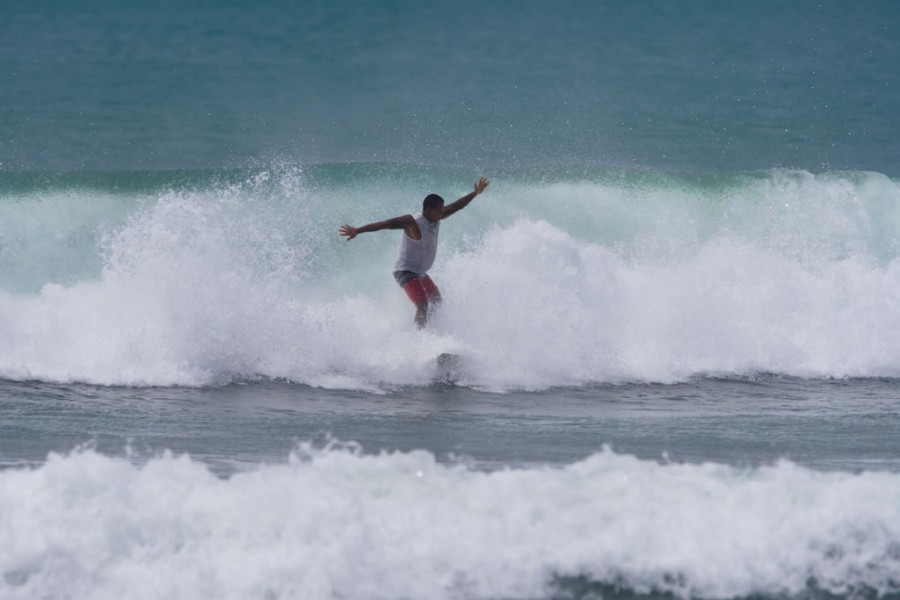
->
[441, 176, 491, 219]
[339, 224, 358, 240]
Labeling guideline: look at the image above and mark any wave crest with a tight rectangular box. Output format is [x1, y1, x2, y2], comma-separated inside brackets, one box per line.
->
[0, 167, 898, 388]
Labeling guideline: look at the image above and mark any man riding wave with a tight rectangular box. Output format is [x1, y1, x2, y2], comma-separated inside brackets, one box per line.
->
[339, 177, 490, 327]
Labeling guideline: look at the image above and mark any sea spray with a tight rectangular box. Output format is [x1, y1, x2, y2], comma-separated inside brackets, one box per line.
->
[0, 166, 897, 389]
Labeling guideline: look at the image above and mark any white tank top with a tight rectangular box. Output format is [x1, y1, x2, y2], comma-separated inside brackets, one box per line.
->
[394, 212, 440, 274]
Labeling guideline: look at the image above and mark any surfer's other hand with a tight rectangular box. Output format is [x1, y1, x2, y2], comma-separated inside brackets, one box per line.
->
[339, 224, 357, 240]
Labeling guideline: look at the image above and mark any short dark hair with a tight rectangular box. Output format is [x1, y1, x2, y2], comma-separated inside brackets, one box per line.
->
[423, 193, 444, 211]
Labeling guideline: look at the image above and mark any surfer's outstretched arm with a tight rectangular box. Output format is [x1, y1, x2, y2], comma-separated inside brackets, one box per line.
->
[339, 214, 416, 241]
[441, 177, 490, 219]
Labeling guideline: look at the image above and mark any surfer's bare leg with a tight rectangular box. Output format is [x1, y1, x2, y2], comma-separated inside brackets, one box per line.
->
[414, 301, 428, 328]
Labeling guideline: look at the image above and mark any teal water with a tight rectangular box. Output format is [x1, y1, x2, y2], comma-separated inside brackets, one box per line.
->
[3, 1, 899, 173]
[3, 2, 900, 598]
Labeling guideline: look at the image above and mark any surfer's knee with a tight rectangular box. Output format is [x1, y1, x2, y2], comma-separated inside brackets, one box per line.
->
[421, 276, 441, 303]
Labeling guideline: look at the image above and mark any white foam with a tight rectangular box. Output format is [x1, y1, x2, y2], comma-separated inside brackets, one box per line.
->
[438, 218, 900, 389]
[1, 446, 899, 599]
[0, 168, 898, 389]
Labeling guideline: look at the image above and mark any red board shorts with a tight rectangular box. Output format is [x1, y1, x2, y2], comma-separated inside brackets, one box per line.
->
[393, 270, 441, 306]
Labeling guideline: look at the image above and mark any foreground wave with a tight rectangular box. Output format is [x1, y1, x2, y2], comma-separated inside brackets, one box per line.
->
[0, 165, 898, 389]
[1, 445, 899, 600]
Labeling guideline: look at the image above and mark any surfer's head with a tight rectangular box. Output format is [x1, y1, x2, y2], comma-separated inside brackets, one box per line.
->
[422, 193, 444, 222]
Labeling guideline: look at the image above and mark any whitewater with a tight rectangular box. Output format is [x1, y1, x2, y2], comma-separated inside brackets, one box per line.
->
[2, 444, 900, 600]
[2, 165, 900, 600]
[0, 166, 898, 390]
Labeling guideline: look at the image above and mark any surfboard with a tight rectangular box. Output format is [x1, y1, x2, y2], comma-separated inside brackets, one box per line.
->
[435, 352, 464, 383]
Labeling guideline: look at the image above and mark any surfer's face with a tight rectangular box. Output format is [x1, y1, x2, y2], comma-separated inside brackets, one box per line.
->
[423, 203, 443, 223]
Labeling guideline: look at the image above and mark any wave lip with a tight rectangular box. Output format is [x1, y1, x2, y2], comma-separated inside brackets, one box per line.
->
[2, 446, 900, 599]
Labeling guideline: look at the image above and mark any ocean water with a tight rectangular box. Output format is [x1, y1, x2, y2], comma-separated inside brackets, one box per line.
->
[3, 2, 900, 599]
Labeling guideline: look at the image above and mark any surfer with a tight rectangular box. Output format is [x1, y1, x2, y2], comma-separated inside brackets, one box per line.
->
[339, 177, 490, 328]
